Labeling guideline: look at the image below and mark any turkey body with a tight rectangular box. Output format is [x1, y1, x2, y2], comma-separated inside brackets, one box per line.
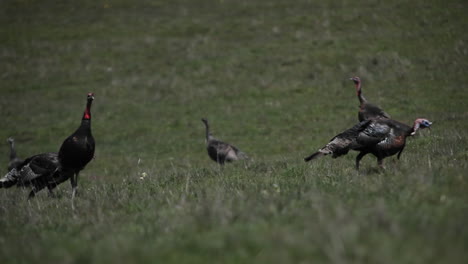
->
[358, 102, 391, 122]
[206, 138, 246, 164]
[0, 152, 70, 198]
[304, 118, 432, 169]
[58, 130, 95, 172]
[202, 118, 248, 165]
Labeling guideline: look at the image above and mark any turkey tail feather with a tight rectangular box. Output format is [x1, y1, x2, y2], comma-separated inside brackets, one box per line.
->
[304, 151, 325, 162]
[0, 168, 19, 188]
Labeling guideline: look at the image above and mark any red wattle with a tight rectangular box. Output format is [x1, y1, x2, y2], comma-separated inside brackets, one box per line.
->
[83, 109, 91, 120]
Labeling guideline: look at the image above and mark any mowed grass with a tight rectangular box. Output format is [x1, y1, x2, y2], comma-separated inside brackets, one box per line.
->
[0, 0, 467, 263]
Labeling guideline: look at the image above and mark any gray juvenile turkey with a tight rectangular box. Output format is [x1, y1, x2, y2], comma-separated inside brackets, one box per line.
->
[0, 152, 70, 198]
[350, 76, 391, 121]
[304, 118, 432, 169]
[201, 118, 248, 165]
[6, 137, 23, 171]
[58, 93, 95, 200]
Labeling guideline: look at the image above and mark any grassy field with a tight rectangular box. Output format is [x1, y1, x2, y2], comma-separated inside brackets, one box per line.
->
[1, 0, 467, 263]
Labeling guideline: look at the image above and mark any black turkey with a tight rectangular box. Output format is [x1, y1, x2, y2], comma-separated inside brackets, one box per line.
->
[350, 76, 391, 121]
[58, 93, 95, 200]
[201, 118, 248, 165]
[7, 137, 23, 171]
[304, 118, 432, 169]
[0, 152, 69, 198]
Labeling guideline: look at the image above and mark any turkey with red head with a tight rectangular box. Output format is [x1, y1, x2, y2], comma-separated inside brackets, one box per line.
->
[59, 93, 95, 200]
[304, 118, 432, 170]
[350, 76, 391, 121]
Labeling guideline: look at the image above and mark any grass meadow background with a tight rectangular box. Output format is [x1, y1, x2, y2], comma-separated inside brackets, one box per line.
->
[1, 0, 467, 263]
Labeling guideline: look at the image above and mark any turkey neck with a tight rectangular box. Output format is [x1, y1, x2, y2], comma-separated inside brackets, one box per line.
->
[409, 120, 421, 136]
[79, 100, 93, 133]
[356, 82, 367, 104]
[9, 141, 17, 160]
[203, 121, 211, 141]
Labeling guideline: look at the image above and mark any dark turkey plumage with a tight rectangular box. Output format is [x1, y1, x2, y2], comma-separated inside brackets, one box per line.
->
[0, 152, 71, 198]
[58, 93, 95, 200]
[350, 77, 391, 121]
[7, 137, 23, 171]
[304, 118, 432, 169]
[201, 118, 248, 165]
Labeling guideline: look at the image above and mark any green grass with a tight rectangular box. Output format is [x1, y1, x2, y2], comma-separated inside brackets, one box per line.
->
[1, 0, 467, 263]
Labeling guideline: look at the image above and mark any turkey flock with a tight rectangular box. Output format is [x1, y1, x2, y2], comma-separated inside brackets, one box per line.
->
[1, 77, 431, 200]
[1, 93, 95, 202]
[304, 77, 431, 169]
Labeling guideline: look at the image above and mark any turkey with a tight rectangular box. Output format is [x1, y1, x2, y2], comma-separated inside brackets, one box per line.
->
[350, 76, 391, 121]
[201, 118, 248, 165]
[304, 118, 432, 169]
[7, 137, 23, 171]
[0, 152, 70, 198]
[58, 93, 95, 200]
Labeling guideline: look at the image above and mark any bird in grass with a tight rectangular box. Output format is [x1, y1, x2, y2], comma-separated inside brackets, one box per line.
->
[304, 118, 432, 170]
[1, 93, 96, 199]
[0, 152, 69, 198]
[58, 93, 95, 201]
[6, 137, 23, 171]
[350, 76, 391, 121]
[201, 118, 248, 165]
